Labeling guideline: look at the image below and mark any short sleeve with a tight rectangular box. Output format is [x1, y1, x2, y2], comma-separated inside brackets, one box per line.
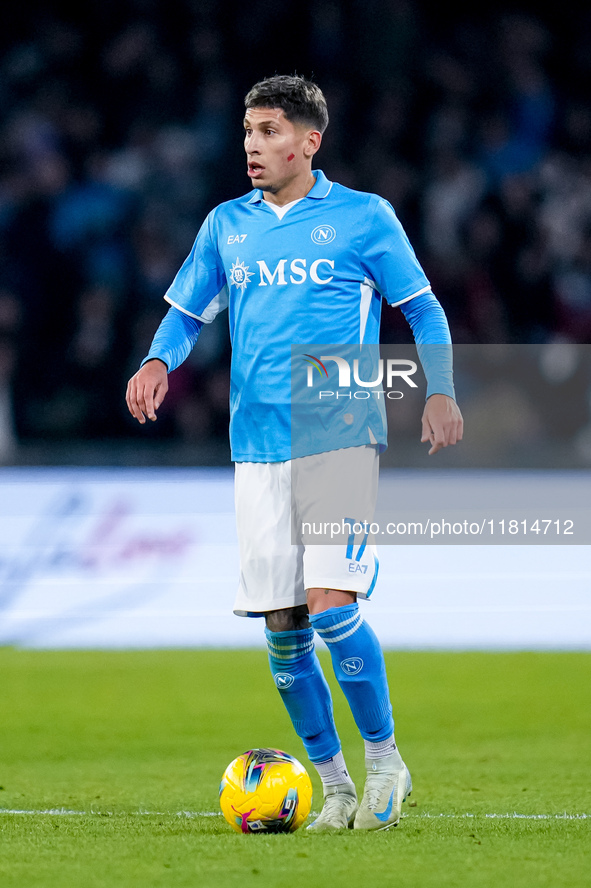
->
[360, 197, 431, 307]
[163, 210, 229, 323]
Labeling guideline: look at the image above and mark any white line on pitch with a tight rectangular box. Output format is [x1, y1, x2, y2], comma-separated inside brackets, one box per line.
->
[0, 809, 588, 820]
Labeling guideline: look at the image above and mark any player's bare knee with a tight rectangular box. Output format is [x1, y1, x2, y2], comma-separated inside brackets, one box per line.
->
[265, 609, 294, 632]
[265, 607, 308, 632]
[293, 604, 311, 630]
[307, 587, 356, 614]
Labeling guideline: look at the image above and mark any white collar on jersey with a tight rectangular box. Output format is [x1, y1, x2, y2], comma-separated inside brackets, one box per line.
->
[247, 169, 333, 206]
[265, 197, 303, 220]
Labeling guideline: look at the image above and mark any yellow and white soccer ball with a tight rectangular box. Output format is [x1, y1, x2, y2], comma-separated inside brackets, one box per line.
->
[219, 748, 313, 833]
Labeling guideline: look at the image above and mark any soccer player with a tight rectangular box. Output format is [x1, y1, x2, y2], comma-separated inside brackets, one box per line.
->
[126, 75, 463, 831]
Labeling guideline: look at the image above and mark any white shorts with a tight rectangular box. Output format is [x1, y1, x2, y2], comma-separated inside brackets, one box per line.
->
[233, 446, 379, 616]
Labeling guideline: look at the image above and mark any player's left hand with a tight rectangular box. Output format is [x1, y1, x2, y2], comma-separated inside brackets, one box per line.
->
[421, 394, 463, 455]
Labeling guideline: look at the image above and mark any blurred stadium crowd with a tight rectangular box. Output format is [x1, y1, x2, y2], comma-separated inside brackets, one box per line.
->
[0, 1, 590, 463]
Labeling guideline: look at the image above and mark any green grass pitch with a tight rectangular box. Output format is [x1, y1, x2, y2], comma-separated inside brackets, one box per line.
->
[0, 648, 589, 888]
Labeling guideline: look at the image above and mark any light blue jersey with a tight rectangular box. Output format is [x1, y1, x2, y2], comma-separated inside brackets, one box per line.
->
[163, 170, 433, 462]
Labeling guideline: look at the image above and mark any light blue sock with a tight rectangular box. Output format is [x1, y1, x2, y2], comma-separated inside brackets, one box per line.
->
[265, 626, 341, 764]
[310, 603, 394, 742]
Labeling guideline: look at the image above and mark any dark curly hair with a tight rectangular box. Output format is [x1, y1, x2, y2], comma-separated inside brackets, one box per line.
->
[245, 75, 329, 133]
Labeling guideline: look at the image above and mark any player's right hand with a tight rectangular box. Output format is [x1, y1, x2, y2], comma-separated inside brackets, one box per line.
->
[126, 359, 169, 424]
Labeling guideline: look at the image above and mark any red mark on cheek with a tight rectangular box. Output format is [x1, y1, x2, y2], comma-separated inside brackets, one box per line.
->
[287, 153, 295, 161]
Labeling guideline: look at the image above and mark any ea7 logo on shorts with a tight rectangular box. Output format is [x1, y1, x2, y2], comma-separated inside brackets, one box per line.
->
[348, 562, 368, 574]
[340, 657, 363, 676]
[274, 673, 295, 689]
[227, 234, 247, 244]
[311, 224, 336, 244]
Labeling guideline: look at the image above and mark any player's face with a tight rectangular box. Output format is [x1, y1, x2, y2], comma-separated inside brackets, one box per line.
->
[243, 107, 319, 196]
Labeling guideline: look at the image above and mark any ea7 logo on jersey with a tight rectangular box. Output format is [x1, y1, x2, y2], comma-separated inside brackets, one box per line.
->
[311, 225, 336, 244]
[227, 234, 247, 244]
